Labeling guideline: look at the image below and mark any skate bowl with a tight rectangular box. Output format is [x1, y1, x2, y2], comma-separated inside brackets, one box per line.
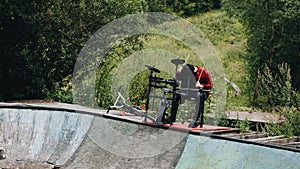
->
[0, 101, 299, 169]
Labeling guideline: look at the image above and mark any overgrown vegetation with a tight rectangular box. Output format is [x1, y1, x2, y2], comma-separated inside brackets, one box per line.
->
[265, 107, 300, 137]
[222, 0, 300, 106]
[95, 35, 145, 107]
[220, 0, 300, 135]
[189, 11, 249, 110]
[146, 0, 221, 17]
[1, 1, 299, 135]
[0, 0, 146, 101]
[257, 63, 299, 110]
[44, 75, 73, 103]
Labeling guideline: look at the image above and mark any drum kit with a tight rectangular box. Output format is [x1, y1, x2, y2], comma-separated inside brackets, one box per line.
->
[107, 58, 208, 128]
[144, 58, 209, 127]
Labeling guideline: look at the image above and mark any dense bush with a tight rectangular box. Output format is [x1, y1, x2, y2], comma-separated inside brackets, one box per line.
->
[266, 107, 300, 137]
[222, 0, 300, 104]
[44, 75, 73, 103]
[95, 35, 145, 107]
[0, 0, 146, 101]
[146, 0, 217, 17]
[0, 0, 218, 103]
[256, 63, 299, 110]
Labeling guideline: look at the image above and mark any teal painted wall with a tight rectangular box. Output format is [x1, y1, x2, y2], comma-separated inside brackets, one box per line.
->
[176, 135, 300, 169]
[0, 106, 299, 168]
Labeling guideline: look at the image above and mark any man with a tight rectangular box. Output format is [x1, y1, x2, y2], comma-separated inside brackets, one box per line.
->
[170, 63, 213, 128]
[180, 64, 213, 94]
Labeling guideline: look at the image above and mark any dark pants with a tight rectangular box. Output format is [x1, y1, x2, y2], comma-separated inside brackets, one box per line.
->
[169, 90, 207, 126]
[194, 92, 207, 127]
[169, 93, 181, 123]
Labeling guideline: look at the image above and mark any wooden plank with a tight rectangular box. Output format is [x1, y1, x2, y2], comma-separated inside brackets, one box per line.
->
[247, 136, 285, 142]
[266, 136, 300, 145]
[225, 111, 283, 123]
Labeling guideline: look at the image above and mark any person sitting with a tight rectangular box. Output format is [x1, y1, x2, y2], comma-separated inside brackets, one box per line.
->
[169, 63, 213, 128]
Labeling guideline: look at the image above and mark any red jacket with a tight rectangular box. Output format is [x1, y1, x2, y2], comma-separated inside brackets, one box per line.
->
[194, 66, 213, 90]
[176, 65, 213, 92]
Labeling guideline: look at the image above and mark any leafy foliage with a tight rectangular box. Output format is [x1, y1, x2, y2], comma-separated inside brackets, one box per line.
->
[0, 0, 221, 103]
[222, 0, 300, 104]
[44, 75, 73, 103]
[266, 107, 300, 137]
[129, 70, 149, 106]
[95, 35, 145, 107]
[190, 11, 249, 109]
[222, 0, 300, 136]
[256, 63, 299, 110]
[146, 0, 217, 17]
[0, 0, 146, 101]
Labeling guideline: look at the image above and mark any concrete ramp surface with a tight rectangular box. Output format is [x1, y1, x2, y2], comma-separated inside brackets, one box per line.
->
[0, 107, 93, 168]
[0, 102, 299, 169]
[176, 135, 300, 169]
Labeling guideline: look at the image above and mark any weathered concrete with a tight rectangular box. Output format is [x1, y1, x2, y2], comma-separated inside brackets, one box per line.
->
[0, 107, 93, 168]
[0, 102, 299, 169]
[176, 135, 300, 169]
[64, 117, 186, 169]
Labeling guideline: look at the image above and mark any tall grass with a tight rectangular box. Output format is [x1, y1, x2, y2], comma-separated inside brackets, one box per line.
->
[142, 11, 250, 111]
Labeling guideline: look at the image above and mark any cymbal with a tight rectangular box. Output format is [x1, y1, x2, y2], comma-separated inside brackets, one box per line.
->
[171, 58, 185, 65]
[145, 65, 160, 73]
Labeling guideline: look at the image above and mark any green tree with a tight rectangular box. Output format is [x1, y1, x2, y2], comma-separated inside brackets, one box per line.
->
[0, 0, 146, 101]
[95, 35, 145, 107]
[222, 0, 300, 106]
[146, 0, 217, 17]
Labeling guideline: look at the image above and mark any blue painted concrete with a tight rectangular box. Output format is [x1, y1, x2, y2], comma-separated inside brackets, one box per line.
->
[0, 104, 299, 168]
[176, 135, 300, 169]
